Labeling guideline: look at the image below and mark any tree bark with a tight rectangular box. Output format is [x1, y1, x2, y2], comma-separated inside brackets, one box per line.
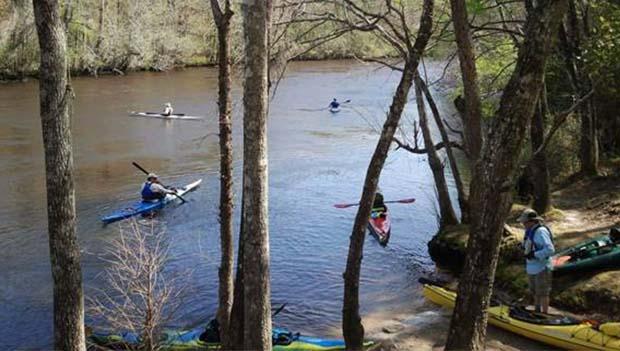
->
[414, 73, 459, 228]
[530, 90, 551, 213]
[445, 0, 569, 349]
[418, 77, 469, 223]
[241, 1, 273, 350]
[342, 1, 434, 349]
[561, 0, 598, 175]
[32, 1, 85, 350]
[228, 194, 245, 350]
[449, 0, 483, 161]
[210, 0, 235, 346]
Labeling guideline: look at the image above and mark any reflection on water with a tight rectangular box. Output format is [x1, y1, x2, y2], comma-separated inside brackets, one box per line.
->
[0, 61, 456, 349]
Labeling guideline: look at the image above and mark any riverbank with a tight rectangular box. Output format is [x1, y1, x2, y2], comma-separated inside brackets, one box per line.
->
[427, 173, 620, 322]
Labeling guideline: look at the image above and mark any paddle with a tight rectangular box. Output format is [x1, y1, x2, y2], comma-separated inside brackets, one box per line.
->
[132, 162, 187, 203]
[272, 303, 287, 317]
[334, 197, 416, 209]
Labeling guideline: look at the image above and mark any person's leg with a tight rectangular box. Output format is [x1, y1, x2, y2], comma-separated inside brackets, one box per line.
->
[540, 296, 550, 314]
[528, 274, 539, 311]
[534, 269, 552, 313]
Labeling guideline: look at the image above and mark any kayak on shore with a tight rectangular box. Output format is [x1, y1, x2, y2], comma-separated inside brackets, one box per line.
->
[368, 208, 391, 246]
[130, 111, 204, 120]
[552, 228, 620, 274]
[88, 324, 374, 350]
[101, 179, 202, 224]
[420, 278, 620, 351]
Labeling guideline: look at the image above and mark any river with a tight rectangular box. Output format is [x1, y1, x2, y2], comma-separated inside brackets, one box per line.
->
[0, 60, 536, 350]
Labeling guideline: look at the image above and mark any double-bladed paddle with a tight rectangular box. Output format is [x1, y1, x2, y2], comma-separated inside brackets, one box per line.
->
[132, 162, 187, 203]
[333, 197, 416, 208]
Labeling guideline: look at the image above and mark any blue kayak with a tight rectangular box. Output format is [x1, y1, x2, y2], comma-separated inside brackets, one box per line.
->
[88, 324, 374, 350]
[101, 179, 202, 223]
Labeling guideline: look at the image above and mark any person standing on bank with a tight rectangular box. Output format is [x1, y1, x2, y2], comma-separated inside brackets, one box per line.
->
[518, 208, 555, 314]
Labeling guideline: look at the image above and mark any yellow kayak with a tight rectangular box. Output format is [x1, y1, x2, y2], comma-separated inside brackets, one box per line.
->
[421, 281, 620, 350]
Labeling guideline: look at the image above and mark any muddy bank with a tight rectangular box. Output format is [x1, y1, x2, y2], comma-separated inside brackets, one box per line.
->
[427, 175, 620, 320]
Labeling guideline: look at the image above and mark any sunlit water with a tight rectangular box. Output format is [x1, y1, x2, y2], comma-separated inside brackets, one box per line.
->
[0, 61, 462, 349]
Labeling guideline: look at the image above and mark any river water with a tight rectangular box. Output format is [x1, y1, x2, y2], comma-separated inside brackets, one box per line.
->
[0, 60, 461, 349]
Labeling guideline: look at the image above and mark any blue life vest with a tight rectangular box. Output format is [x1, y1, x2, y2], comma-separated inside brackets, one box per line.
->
[330, 101, 340, 108]
[141, 182, 156, 199]
[524, 224, 553, 251]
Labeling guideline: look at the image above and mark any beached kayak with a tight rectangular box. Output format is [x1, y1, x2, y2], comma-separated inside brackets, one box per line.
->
[368, 208, 391, 246]
[88, 325, 373, 350]
[130, 112, 204, 120]
[552, 228, 620, 274]
[421, 279, 620, 350]
[101, 179, 202, 223]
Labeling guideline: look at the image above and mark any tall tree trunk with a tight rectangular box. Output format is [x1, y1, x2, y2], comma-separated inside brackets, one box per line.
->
[32, 1, 85, 350]
[562, 0, 598, 175]
[241, 1, 273, 350]
[210, 0, 235, 346]
[414, 73, 459, 228]
[95, 0, 106, 53]
[342, 1, 434, 349]
[444, 0, 569, 349]
[530, 89, 551, 213]
[449, 0, 483, 161]
[228, 195, 245, 350]
[418, 77, 469, 223]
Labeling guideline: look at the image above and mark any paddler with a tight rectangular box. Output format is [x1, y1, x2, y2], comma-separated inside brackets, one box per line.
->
[141, 173, 176, 201]
[329, 98, 340, 109]
[163, 102, 173, 116]
[371, 189, 387, 218]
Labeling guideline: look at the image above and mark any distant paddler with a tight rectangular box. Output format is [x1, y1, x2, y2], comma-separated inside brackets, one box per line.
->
[163, 102, 174, 116]
[141, 173, 177, 201]
[329, 98, 340, 110]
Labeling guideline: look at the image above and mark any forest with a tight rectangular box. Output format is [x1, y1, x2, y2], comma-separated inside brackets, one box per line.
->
[2, 0, 620, 350]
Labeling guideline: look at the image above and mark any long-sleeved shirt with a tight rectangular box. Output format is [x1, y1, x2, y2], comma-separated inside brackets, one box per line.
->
[150, 182, 175, 195]
[524, 225, 555, 275]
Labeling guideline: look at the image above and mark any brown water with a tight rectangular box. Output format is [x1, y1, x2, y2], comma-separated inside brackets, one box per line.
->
[0, 60, 537, 350]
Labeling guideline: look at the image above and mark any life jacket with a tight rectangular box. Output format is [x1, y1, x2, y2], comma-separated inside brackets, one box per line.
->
[141, 182, 156, 199]
[524, 224, 553, 252]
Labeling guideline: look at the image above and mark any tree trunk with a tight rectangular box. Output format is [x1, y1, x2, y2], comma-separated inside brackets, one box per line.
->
[95, 0, 106, 53]
[414, 74, 459, 228]
[241, 1, 273, 350]
[210, 0, 235, 346]
[32, 1, 85, 350]
[449, 0, 483, 161]
[445, 0, 569, 349]
[342, 1, 434, 349]
[418, 77, 469, 223]
[562, 0, 598, 175]
[227, 194, 245, 350]
[530, 90, 551, 214]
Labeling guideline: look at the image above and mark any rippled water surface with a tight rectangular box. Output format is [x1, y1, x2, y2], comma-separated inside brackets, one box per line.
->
[0, 61, 459, 349]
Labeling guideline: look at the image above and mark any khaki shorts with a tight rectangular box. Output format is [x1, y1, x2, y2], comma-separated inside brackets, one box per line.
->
[528, 269, 552, 297]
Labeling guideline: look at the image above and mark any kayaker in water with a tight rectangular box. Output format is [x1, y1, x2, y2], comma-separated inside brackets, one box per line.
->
[141, 173, 176, 201]
[163, 102, 173, 116]
[329, 98, 340, 109]
[518, 208, 555, 314]
[371, 190, 387, 218]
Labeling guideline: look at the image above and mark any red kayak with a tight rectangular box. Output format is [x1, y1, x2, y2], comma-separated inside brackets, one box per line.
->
[368, 208, 391, 246]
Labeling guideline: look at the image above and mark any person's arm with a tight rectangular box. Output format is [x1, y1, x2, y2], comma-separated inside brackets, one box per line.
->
[151, 182, 176, 194]
[534, 227, 555, 259]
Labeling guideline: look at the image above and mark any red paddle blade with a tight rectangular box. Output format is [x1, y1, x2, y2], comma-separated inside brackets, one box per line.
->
[396, 198, 416, 203]
[334, 203, 357, 208]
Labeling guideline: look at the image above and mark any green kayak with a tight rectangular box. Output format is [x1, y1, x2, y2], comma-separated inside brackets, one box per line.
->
[88, 322, 373, 351]
[552, 227, 620, 274]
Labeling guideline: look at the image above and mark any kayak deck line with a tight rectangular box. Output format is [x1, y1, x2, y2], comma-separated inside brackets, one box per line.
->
[129, 111, 205, 121]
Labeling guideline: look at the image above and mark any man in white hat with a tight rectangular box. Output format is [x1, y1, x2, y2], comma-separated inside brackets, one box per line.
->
[141, 173, 176, 201]
[518, 208, 555, 313]
[163, 102, 173, 116]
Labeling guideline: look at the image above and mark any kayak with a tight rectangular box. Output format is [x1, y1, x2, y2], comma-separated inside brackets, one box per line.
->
[130, 112, 204, 121]
[101, 179, 202, 223]
[368, 208, 391, 246]
[88, 325, 374, 350]
[421, 279, 620, 350]
[552, 228, 620, 274]
[329, 106, 341, 113]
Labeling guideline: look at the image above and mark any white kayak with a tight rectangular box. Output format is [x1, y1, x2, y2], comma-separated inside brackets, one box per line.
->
[130, 112, 204, 121]
[329, 106, 341, 113]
